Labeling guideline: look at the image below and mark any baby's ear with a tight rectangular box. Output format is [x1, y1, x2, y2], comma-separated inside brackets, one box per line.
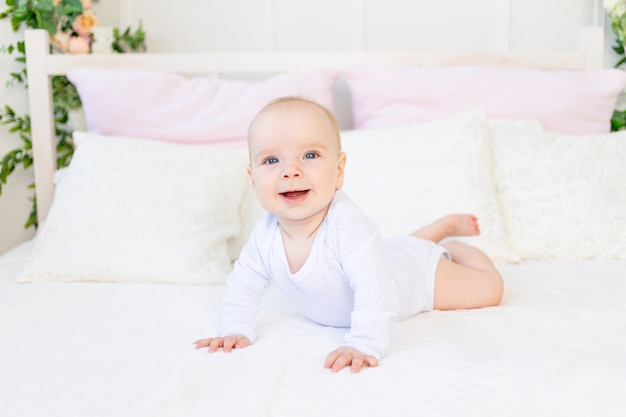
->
[246, 164, 255, 185]
[335, 152, 347, 190]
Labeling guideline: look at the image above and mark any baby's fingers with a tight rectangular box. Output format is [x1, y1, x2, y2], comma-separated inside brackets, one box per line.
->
[324, 350, 341, 370]
[209, 337, 225, 352]
[350, 356, 365, 373]
[192, 337, 226, 352]
[345, 354, 378, 373]
[325, 350, 353, 372]
[193, 338, 212, 349]
[234, 337, 251, 349]
[193, 334, 250, 353]
[355, 355, 378, 372]
[222, 335, 250, 352]
[324, 347, 379, 373]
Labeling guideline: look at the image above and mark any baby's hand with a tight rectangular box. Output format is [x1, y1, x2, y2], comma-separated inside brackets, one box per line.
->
[193, 334, 250, 352]
[324, 346, 379, 373]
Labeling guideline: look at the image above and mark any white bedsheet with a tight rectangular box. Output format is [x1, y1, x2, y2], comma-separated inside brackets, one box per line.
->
[1, 241, 625, 417]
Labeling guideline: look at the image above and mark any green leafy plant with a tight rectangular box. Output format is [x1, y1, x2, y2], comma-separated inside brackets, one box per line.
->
[112, 25, 146, 53]
[604, 0, 626, 131]
[0, 0, 145, 228]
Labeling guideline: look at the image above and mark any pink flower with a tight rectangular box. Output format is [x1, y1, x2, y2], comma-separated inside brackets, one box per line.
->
[81, 0, 92, 9]
[72, 11, 99, 37]
[67, 36, 90, 54]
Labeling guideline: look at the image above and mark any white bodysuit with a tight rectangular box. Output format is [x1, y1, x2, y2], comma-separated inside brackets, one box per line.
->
[218, 190, 449, 359]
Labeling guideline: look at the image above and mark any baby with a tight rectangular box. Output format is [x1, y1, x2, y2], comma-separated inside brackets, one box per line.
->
[194, 97, 504, 373]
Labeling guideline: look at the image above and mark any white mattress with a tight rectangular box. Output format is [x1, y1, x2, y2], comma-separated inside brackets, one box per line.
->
[1, 241, 625, 417]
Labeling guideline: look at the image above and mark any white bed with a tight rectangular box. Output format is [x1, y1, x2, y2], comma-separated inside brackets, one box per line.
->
[1, 28, 626, 417]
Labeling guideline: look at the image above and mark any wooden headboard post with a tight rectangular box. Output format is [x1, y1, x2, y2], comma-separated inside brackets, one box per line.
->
[23, 27, 606, 225]
[25, 29, 57, 224]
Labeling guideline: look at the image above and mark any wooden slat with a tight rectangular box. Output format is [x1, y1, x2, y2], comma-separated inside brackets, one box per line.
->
[40, 50, 590, 75]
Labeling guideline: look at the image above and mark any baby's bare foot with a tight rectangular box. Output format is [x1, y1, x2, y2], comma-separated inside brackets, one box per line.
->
[437, 214, 480, 237]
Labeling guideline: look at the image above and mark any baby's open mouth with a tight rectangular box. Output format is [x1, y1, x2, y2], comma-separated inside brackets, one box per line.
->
[281, 190, 309, 199]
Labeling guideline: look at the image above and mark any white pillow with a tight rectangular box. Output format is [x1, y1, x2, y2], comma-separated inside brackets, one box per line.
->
[340, 110, 517, 263]
[18, 132, 250, 284]
[490, 120, 626, 260]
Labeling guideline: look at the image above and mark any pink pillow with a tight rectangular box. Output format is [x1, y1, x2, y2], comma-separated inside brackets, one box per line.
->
[68, 68, 338, 147]
[345, 65, 626, 134]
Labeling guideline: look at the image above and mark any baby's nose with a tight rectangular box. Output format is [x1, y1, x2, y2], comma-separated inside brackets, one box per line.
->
[281, 163, 302, 178]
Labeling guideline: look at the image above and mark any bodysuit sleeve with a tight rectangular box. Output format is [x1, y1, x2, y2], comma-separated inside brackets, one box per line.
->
[217, 217, 272, 343]
[329, 198, 399, 360]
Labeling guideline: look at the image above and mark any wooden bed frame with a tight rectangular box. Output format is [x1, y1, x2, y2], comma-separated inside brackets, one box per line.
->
[24, 27, 605, 225]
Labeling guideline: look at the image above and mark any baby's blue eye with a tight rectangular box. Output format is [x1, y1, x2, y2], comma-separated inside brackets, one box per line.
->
[266, 157, 279, 165]
[305, 152, 317, 159]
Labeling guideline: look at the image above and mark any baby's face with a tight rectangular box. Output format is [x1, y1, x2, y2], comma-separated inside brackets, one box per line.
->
[247, 102, 346, 226]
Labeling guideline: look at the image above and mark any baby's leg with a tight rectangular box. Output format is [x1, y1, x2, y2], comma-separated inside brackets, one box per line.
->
[410, 214, 480, 244]
[433, 241, 503, 310]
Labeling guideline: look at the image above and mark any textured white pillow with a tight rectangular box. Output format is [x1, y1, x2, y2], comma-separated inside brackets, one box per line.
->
[18, 132, 250, 284]
[490, 120, 626, 260]
[340, 111, 517, 263]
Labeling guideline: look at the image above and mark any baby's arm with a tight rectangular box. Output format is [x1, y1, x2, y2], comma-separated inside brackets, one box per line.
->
[330, 216, 398, 372]
[194, 334, 251, 352]
[193, 219, 272, 353]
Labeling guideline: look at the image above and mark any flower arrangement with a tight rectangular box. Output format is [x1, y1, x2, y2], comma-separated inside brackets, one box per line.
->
[0, 0, 146, 228]
[49, 0, 99, 53]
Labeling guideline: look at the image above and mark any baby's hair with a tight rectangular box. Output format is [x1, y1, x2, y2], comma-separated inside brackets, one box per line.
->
[249, 96, 341, 148]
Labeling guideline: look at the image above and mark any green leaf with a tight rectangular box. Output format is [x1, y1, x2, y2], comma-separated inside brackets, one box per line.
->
[10, 72, 24, 83]
[1, 149, 21, 181]
[112, 23, 148, 53]
[25, 192, 38, 229]
[23, 154, 33, 169]
[35, 8, 57, 34]
[20, 134, 32, 147]
[10, 15, 21, 31]
[32, 0, 54, 12]
[60, 0, 82, 15]
[22, 139, 32, 148]
[611, 109, 626, 131]
[12, 2, 28, 20]
[1, 2, 16, 20]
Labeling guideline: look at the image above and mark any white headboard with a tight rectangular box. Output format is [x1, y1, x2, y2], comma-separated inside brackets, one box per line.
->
[24, 27, 605, 225]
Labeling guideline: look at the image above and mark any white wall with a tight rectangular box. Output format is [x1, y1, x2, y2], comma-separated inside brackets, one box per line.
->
[119, 0, 600, 54]
[0, 0, 617, 254]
